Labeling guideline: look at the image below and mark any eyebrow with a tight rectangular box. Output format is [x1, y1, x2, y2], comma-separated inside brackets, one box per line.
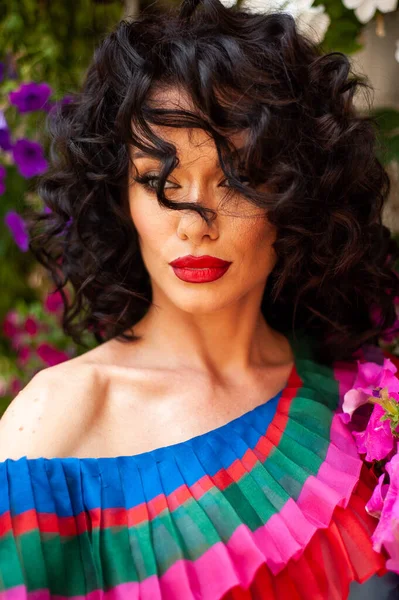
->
[131, 147, 247, 169]
[131, 151, 155, 159]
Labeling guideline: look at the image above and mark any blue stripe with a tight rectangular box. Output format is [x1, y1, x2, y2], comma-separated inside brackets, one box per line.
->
[0, 392, 280, 517]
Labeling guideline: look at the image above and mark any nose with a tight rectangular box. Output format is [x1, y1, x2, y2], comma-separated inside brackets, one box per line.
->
[175, 182, 219, 243]
[176, 208, 219, 243]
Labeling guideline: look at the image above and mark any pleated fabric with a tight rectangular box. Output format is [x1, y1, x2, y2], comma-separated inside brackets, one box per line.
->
[0, 333, 390, 599]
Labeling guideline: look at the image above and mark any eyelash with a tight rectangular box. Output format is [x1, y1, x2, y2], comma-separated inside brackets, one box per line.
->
[133, 173, 251, 193]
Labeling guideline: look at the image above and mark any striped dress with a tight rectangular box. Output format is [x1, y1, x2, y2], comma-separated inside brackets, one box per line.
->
[0, 332, 398, 599]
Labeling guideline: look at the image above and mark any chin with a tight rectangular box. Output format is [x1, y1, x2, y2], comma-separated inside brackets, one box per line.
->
[168, 292, 235, 315]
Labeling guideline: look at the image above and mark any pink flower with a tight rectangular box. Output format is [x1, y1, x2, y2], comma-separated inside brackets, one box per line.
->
[10, 333, 25, 350]
[44, 290, 64, 314]
[369, 451, 399, 574]
[37, 343, 70, 367]
[24, 315, 38, 336]
[341, 358, 399, 423]
[17, 346, 31, 366]
[10, 377, 23, 397]
[366, 472, 390, 518]
[2, 309, 20, 338]
[353, 403, 395, 461]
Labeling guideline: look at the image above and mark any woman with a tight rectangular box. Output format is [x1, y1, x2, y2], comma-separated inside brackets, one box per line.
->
[0, 0, 398, 597]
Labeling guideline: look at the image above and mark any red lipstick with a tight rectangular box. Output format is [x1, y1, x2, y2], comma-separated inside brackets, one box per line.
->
[169, 255, 232, 283]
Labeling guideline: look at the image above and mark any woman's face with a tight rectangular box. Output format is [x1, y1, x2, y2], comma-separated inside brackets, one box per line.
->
[127, 88, 277, 315]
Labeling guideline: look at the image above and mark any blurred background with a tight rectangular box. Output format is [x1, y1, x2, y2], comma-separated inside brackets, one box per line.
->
[0, 0, 399, 414]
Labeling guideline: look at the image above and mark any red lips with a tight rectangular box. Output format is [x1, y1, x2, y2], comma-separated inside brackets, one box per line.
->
[169, 255, 231, 268]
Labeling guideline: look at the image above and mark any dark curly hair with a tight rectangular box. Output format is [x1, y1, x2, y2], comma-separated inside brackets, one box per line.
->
[27, 0, 399, 364]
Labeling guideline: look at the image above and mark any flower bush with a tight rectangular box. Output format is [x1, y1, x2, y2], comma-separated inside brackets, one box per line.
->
[0, 0, 123, 409]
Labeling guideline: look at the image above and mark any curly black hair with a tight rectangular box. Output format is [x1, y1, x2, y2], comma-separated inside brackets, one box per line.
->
[27, 0, 399, 364]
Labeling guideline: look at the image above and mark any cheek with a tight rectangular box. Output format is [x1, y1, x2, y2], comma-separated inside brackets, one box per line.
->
[129, 193, 168, 252]
[237, 216, 277, 265]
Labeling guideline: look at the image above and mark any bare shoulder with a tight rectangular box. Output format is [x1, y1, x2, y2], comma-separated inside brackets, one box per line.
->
[0, 357, 103, 461]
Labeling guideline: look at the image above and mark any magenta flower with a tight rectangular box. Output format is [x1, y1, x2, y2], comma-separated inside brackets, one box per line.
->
[9, 82, 52, 113]
[12, 139, 48, 178]
[44, 290, 64, 314]
[24, 315, 39, 336]
[0, 165, 6, 195]
[17, 346, 31, 367]
[366, 472, 389, 519]
[4, 210, 29, 251]
[0, 110, 12, 152]
[9, 377, 24, 397]
[37, 343, 70, 367]
[368, 451, 399, 574]
[341, 358, 399, 423]
[353, 403, 395, 461]
[2, 309, 20, 338]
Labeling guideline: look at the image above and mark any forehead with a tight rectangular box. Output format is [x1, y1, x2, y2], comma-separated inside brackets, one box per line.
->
[130, 86, 248, 158]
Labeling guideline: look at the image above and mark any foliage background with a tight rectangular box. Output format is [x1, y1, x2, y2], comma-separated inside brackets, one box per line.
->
[1, 0, 399, 415]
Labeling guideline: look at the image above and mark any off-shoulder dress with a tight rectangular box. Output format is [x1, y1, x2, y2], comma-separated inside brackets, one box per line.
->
[1, 332, 398, 599]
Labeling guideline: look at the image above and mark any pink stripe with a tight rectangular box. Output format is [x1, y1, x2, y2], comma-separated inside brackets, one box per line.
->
[333, 359, 357, 410]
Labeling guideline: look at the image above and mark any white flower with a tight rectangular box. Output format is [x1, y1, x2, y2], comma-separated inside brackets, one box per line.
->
[342, 0, 398, 24]
[395, 39, 399, 62]
[221, 0, 331, 43]
[293, 4, 331, 43]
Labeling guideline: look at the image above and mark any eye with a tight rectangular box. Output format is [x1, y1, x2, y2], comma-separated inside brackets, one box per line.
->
[145, 175, 178, 190]
[132, 172, 180, 193]
[220, 176, 251, 188]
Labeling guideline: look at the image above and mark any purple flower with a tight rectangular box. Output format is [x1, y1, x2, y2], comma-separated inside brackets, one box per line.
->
[0, 129, 12, 152]
[0, 110, 12, 152]
[353, 403, 395, 461]
[0, 63, 4, 83]
[9, 82, 52, 113]
[4, 210, 29, 251]
[0, 165, 6, 195]
[12, 139, 48, 178]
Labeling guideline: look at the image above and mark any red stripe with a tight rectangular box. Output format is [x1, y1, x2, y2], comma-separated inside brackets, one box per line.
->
[0, 367, 302, 538]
